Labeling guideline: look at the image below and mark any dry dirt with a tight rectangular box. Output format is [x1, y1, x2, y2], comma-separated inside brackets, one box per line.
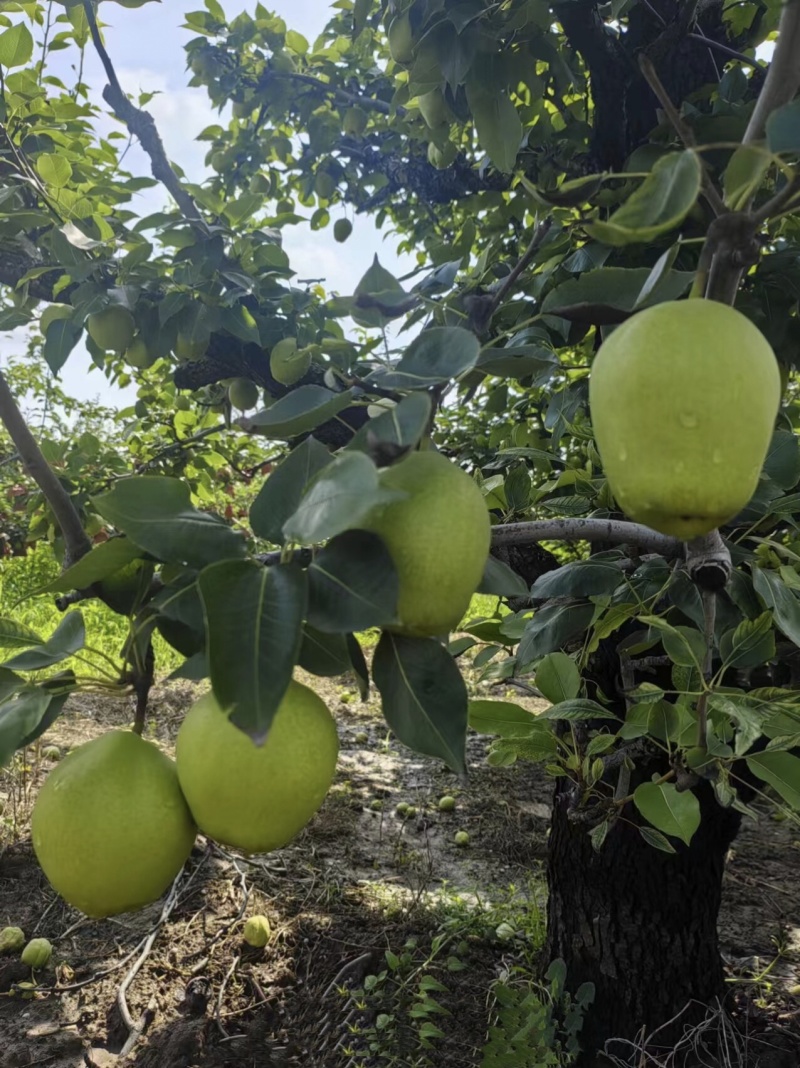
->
[0, 674, 798, 1068]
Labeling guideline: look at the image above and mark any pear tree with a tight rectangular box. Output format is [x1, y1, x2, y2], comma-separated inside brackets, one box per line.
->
[0, 1, 799, 1063]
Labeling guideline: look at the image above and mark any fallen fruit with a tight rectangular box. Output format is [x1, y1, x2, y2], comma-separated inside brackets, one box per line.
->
[438, 795, 456, 812]
[355, 449, 490, 636]
[41, 745, 61, 762]
[31, 731, 196, 917]
[175, 682, 339, 855]
[86, 306, 135, 353]
[243, 914, 271, 947]
[21, 938, 52, 969]
[454, 831, 470, 846]
[0, 927, 25, 954]
[589, 300, 781, 540]
[354, 731, 369, 744]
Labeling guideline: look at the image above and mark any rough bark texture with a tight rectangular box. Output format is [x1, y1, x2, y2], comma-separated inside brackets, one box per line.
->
[546, 770, 742, 1064]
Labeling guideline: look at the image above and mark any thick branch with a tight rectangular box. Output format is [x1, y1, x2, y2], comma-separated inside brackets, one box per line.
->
[743, 1, 800, 144]
[0, 370, 91, 568]
[491, 518, 681, 556]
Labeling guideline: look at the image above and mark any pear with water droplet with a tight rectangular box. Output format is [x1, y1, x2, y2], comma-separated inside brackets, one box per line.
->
[589, 300, 780, 540]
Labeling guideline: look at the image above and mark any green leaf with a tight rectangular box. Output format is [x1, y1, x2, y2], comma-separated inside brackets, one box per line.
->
[708, 693, 764, 756]
[534, 652, 581, 704]
[468, 699, 543, 737]
[477, 555, 529, 598]
[352, 255, 405, 328]
[542, 267, 694, 317]
[45, 537, 144, 592]
[466, 80, 522, 174]
[633, 781, 701, 845]
[1, 612, 85, 671]
[0, 23, 34, 67]
[244, 385, 356, 439]
[719, 612, 775, 670]
[282, 451, 402, 545]
[197, 561, 307, 744]
[516, 603, 595, 667]
[298, 625, 352, 677]
[36, 153, 73, 188]
[0, 688, 50, 767]
[346, 633, 370, 699]
[530, 557, 626, 599]
[766, 98, 800, 155]
[723, 144, 773, 210]
[249, 436, 333, 545]
[373, 633, 468, 775]
[43, 318, 82, 376]
[586, 151, 702, 246]
[0, 619, 43, 651]
[745, 750, 800, 810]
[367, 328, 480, 389]
[640, 616, 706, 668]
[638, 826, 677, 854]
[540, 699, 619, 722]
[307, 530, 398, 633]
[347, 392, 433, 455]
[752, 567, 800, 647]
[93, 476, 247, 570]
[764, 430, 800, 490]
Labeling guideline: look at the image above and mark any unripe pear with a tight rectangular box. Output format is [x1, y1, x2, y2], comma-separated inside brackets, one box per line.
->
[342, 107, 368, 136]
[416, 89, 451, 130]
[388, 14, 414, 63]
[86, 307, 135, 353]
[0, 927, 25, 954]
[243, 915, 271, 947]
[228, 377, 260, 410]
[334, 218, 353, 243]
[354, 449, 490, 637]
[39, 303, 73, 335]
[175, 333, 208, 361]
[125, 336, 154, 370]
[270, 338, 311, 386]
[589, 300, 781, 540]
[21, 938, 52, 969]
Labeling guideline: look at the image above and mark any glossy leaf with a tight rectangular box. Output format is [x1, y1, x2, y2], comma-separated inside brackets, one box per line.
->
[307, 530, 398, 633]
[1, 612, 85, 671]
[283, 451, 403, 545]
[244, 386, 356, 438]
[477, 555, 529, 598]
[45, 536, 145, 592]
[198, 561, 307, 743]
[250, 436, 333, 544]
[585, 151, 702, 245]
[373, 633, 468, 775]
[534, 652, 581, 704]
[516, 603, 595, 668]
[752, 567, 800, 647]
[367, 328, 480, 389]
[93, 476, 247, 569]
[468, 699, 544, 737]
[0, 619, 43, 651]
[633, 781, 701, 846]
[298, 625, 352, 676]
[745, 750, 800, 810]
[540, 699, 618, 722]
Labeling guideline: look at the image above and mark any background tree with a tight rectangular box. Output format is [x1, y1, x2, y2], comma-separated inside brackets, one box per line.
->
[0, 0, 799, 1063]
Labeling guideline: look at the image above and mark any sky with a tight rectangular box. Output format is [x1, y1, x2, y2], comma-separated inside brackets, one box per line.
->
[2, 0, 414, 404]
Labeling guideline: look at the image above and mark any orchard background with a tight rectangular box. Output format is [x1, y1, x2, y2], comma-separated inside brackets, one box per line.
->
[0, 1, 799, 1066]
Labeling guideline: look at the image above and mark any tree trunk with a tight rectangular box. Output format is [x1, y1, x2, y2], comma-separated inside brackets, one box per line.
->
[545, 775, 742, 1065]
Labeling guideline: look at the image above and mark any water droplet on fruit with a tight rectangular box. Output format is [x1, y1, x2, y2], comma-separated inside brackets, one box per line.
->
[679, 412, 698, 429]
[618, 447, 628, 461]
[712, 449, 723, 464]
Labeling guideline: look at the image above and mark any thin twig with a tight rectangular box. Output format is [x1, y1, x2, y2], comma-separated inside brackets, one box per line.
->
[638, 54, 727, 217]
[687, 33, 764, 71]
[483, 218, 553, 325]
[215, 954, 241, 1037]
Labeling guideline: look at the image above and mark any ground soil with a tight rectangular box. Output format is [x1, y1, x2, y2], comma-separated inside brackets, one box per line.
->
[0, 673, 797, 1068]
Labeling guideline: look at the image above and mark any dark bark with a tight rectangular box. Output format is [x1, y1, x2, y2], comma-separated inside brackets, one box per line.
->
[546, 767, 741, 1064]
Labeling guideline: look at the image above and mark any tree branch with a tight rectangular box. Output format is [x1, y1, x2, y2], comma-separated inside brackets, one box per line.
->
[0, 370, 91, 568]
[491, 518, 681, 556]
[743, 0, 800, 145]
[83, 1, 203, 223]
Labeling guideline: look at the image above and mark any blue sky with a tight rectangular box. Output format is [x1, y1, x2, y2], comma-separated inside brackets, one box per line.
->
[3, 1, 414, 404]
